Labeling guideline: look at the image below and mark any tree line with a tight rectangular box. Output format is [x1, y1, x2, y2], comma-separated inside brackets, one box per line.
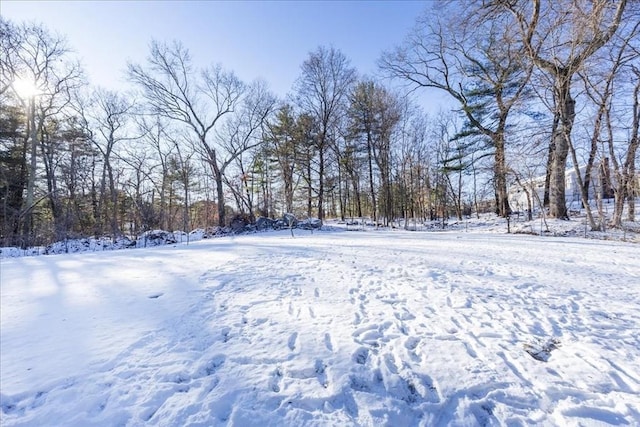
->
[1, 0, 638, 248]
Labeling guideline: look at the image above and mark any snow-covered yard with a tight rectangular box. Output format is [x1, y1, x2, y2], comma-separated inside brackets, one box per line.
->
[1, 226, 639, 426]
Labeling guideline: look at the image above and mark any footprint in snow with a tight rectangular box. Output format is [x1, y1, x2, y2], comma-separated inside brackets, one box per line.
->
[383, 353, 399, 374]
[221, 327, 231, 343]
[269, 367, 283, 392]
[315, 359, 328, 388]
[288, 332, 298, 351]
[404, 336, 420, 351]
[524, 337, 561, 362]
[353, 347, 369, 365]
[148, 292, 163, 299]
[324, 333, 334, 352]
[353, 312, 362, 325]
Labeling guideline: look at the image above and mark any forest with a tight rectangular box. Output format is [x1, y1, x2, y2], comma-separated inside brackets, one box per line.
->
[1, 0, 638, 249]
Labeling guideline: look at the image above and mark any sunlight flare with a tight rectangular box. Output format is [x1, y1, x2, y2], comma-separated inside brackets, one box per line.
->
[12, 76, 41, 99]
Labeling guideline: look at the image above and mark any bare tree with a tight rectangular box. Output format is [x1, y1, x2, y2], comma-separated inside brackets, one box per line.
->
[294, 46, 356, 220]
[611, 65, 640, 226]
[0, 19, 23, 96]
[380, 3, 532, 218]
[79, 89, 136, 238]
[347, 79, 401, 225]
[394, 103, 432, 227]
[136, 116, 173, 230]
[128, 40, 244, 226]
[169, 137, 197, 239]
[574, 18, 639, 229]
[504, 0, 627, 219]
[214, 80, 276, 218]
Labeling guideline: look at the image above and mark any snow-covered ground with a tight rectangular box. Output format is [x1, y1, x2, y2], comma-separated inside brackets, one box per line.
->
[1, 224, 639, 426]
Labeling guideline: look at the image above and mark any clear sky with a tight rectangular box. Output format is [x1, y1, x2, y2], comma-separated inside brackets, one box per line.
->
[2, 0, 430, 100]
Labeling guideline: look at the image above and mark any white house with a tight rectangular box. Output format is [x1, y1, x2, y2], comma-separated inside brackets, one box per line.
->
[508, 161, 615, 213]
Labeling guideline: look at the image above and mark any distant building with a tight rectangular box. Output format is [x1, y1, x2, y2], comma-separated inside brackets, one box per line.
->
[508, 160, 616, 213]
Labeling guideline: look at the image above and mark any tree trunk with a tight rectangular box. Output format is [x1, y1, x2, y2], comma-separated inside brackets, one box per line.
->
[544, 106, 561, 209]
[337, 160, 345, 221]
[183, 177, 190, 239]
[107, 160, 119, 238]
[213, 164, 225, 226]
[159, 164, 169, 230]
[361, 134, 375, 223]
[494, 128, 511, 217]
[317, 143, 325, 220]
[284, 169, 293, 214]
[582, 106, 603, 205]
[625, 73, 639, 223]
[21, 97, 37, 248]
[613, 75, 639, 226]
[204, 142, 227, 227]
[91, 155, 100, 236]
[569, 136, 599, 230]
[626, 165, 636, 222]
[41, 134, 65, 241]
[353, 176, 362, 218]
[548, 73, 574, 219]
[306, 150, 313, 218]
[383, 151, 392, 225]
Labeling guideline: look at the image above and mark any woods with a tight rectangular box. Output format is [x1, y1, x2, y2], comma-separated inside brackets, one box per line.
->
[1, 0, 638, 249]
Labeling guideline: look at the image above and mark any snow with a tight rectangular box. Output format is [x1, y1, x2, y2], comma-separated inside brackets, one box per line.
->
[1, 223, 639, 426]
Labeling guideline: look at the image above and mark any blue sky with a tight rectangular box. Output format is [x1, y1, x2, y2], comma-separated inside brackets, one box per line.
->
[2, 1, 429, 99]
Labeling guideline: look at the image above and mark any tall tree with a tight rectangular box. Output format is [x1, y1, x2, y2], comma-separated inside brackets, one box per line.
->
[577, 17, 640, 229]
[380, 2, 532, 218]
[347, 80, 401, 224]
[1, 18, 82, 246]
[39, 116, 88, 241]
[265, 104, 298, 214]
[76, 89, 136, 237]
[503, 0, 627, 219]
[294, 46, 356, 220]
[0, 101, 26, 246]
[136, 116, 173, 230]
[394, 104, 432, 225]
[611, 64, 640, 227]
[0, 20, 26, 244]
[128, 40, 244, 226]
[294, 113, 319, 218]
[214, 80, 276, 219]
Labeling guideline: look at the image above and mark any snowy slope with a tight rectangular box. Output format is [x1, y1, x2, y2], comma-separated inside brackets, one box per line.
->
[1, 228, 639, 426]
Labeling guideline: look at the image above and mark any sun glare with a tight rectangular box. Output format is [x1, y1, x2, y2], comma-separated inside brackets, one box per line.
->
[12, 77, 41, 99]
